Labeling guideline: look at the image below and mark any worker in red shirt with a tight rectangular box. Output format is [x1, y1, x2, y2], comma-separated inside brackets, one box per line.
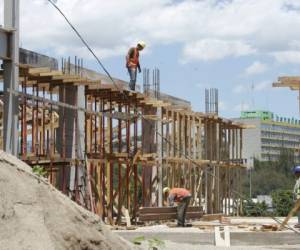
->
[163, 187, 192, 227]
[126, 41, 146, 91]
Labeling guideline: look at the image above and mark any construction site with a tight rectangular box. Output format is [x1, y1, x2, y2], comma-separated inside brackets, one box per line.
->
[1, 1, 300, 249]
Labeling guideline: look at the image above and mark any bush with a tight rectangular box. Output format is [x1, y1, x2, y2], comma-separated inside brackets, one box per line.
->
[271, 190, 293, 216]
[242, 199, 269, 216]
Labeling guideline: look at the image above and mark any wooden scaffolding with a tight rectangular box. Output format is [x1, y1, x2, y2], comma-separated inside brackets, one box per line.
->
[0, 64, 246, 224]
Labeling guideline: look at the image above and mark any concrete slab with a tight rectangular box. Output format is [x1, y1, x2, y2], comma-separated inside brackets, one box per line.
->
[114, 217, 300, 248]
[116, 231, 300, 246]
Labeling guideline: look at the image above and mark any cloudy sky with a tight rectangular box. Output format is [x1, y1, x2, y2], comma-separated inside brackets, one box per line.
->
[1, 0, 300, 119]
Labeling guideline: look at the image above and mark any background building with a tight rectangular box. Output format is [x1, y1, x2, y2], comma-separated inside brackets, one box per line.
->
[234, 110, 300, 165]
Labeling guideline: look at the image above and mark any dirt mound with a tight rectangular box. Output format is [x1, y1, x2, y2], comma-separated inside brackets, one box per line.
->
[0, 151, 137, 250]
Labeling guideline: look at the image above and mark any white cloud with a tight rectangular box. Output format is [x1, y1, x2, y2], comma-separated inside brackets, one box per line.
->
[233, 84, 248, 93]
[272, 50, 300, 64]
[1, 0, 300, 63]
[233, 80, 271, 93]
[253, 80, 270, 91]
[244, 61, 268, 76]
[219, 101, 227, 111]
[234, 103, 251, 112]
[0, 2, 2, 26]
[181, 39, 255, 62]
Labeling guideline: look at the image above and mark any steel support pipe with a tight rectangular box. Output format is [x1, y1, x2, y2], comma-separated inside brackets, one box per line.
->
[3, 0, 19, 156]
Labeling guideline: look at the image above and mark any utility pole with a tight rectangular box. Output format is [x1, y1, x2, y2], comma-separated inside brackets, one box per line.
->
[249, 167, 252, 199]
[3, 0, 19, 156]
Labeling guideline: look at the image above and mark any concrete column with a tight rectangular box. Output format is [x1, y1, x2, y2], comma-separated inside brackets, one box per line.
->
[56, 85, 85, 196]
[56, 85, 76, 157]
[70, 85, 86, 203]
[3, 0, 19, 156]
[142, 106, 156, 207]
[76, 85, 86, 160]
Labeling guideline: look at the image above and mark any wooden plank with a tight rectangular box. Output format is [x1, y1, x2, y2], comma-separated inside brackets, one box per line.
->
[51, 75, 83, 81]
[278, 76, 300, 81]
[280, 198, 300, 230]
[28, 67, 51, 74]
[139, 211, 203, 221]
[39, 71, 63, 77]
[73, 80, 101, 86]
[139, 206, 203, 214]
[202, 213, 224, 221]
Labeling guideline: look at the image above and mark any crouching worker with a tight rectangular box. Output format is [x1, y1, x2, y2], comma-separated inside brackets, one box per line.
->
[163, 187, 192, 227]
[293, 166, 300, 228]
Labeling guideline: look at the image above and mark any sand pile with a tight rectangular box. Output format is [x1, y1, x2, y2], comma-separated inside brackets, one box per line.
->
[0, 151, 137, 250]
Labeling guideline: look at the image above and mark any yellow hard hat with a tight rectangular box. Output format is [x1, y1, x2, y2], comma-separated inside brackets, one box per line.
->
[163, 187, 170, 194]
[137, 41, 146, 49]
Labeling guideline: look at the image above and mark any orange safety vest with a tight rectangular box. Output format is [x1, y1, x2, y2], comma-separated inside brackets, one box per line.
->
[126, 48, 139, 68]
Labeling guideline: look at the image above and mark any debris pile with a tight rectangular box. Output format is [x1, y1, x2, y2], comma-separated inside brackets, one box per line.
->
[0, 151, 136, 250]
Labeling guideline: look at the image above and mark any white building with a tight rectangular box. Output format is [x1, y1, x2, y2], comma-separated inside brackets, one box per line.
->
[234, 111, 300, 165]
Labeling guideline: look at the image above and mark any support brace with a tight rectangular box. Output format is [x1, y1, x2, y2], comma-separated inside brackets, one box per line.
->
[3, 0, 19, 156]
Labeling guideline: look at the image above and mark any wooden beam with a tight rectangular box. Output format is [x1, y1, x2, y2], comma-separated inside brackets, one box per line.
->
[139, 206, 202, 214]
[139, 212, 203, 221]
[8, 89, 135, 121]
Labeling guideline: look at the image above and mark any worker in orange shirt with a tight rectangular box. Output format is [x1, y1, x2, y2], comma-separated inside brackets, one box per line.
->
[126, 41, 146, 91]
[163, 187, 192, 227]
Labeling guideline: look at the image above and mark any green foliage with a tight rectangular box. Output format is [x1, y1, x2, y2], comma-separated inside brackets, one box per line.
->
[132, 236, 165, 250]
[242, 199, 269, 216]
[32, 165, 48, 177]
[241, 190, 294, 217]
[242, 149, 296, 197]
[271, 190, 294, 216]
[240, 148, 297, 217]
[132, 236, 145, 245]
[148, 238, 165, 250]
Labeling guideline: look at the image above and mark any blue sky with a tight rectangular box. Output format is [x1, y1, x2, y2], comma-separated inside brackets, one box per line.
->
[103, 45, 300, 119]
[1, 0, 300, 119]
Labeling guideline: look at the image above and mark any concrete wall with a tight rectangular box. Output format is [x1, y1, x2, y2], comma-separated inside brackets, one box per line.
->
[233, 118, 261, 166]
[19, 48, 58, 69]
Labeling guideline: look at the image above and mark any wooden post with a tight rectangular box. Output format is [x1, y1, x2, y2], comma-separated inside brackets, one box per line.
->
[157, 106, 163, 207]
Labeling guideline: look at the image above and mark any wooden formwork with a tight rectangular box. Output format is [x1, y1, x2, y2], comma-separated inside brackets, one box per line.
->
[0, 64, 246, 224]
[83, 83, 165, 223]
[155, 107, 245, 215]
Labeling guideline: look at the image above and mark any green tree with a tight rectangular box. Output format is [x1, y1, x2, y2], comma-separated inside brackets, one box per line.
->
[242, 153, 296, 197]
[271, 190, 294, 216]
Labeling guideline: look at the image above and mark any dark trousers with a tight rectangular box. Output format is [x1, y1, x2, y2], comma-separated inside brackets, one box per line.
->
[177, 196, 191, 226]
[127, 67, 137, 91]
